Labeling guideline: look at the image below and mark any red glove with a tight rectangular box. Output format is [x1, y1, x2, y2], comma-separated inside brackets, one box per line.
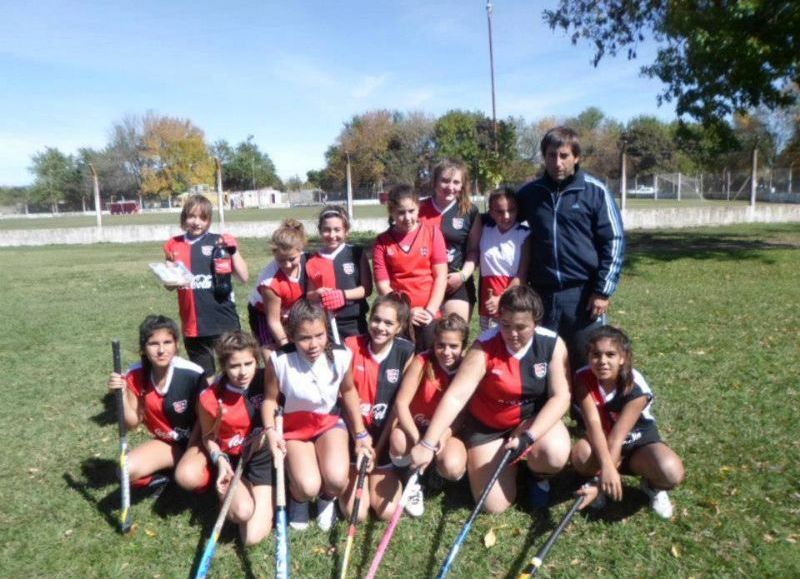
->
[320, 289, 346, 311]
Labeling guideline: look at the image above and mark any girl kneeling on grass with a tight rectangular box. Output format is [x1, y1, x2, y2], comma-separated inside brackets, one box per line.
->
[107, 315, 206, 491]
[389, 313, 470, 517]
[409, 286, 572, 514]
[340, 293, 416, 521]
[262, 299, 374, 531]
[181, 331, 274, 546]
[572, 325, 684, 519]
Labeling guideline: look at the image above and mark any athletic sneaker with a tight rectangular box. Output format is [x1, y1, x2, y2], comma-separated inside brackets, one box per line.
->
[316, 497, 337, 531]
[641, 480, 674, 519]
[527, 477, 551, 509]
[404, 480, 425, 518]
[289, 499, 310, 530]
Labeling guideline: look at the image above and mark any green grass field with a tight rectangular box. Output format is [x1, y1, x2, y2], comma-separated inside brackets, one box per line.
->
[1, 223, 798, 578]
[0, 198, 751, 231]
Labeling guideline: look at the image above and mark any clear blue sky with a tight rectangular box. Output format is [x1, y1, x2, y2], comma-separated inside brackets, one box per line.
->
[0, 0, 675, 186]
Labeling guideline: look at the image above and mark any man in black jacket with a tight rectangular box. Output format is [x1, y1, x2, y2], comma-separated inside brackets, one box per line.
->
[517, 127, 625, 372]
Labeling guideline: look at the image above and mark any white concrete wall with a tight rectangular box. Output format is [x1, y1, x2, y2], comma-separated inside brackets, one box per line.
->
[2, 205, 799, 247]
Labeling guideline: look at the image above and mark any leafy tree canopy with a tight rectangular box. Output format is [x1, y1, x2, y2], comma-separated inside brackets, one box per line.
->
[545, 1, 800, 131]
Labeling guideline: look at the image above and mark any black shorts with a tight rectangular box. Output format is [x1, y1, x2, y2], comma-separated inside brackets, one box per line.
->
[619, 426, 662, 474]
[184, 335, 218, 378]
[445, 276, 477, 305]
[461, 413, 515, 449]
[332, 316, 368, 341]
[231, 446, 274, 486]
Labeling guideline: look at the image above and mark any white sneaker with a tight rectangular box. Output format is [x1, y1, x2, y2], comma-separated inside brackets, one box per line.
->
[289, 499, 310, 530]
[316, 497, 337, 531]
[641, 480, 673, 519]
[404, 480, 425, 518]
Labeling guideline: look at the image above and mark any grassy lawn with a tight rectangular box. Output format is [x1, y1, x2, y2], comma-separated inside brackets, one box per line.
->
[0, 199, 753, 231]
[0, 223, 798, 578]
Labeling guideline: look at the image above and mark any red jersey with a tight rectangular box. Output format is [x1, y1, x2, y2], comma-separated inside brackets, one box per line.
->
[468, 326, 558, 430]
[372, 223, 447, 309]
[248, 258, 306, 314]
[408, 352, 455, 428]
[305, 244, 369, 322]
[345, 334, 415, 439]
[198, 369, 265, 456]
[419, 197, 479, 272]
[125, 357, 205, 443]
[163, 232, 240, 337]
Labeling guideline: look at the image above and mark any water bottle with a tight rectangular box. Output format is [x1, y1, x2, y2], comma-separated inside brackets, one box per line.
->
[212, 238, 233, 301]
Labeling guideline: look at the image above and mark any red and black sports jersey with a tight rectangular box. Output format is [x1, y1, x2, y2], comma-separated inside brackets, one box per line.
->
[198, 369, 265, 456]
[408, 352, 455, 428]
[248, 255, 307, 314]
[468, 326, 558, 430]
[164, 232, 241, 338]
[419, 197, 479, 272]
[346, 334, 415, 439]
[574, 366, 656, 436]
[305, 244, 369, 321]
[373, 223, 447, 309]
[125, 357, 205, 443]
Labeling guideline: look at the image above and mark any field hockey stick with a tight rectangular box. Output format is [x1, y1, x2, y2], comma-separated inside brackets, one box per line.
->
[517, 494, 584, 578]
[339, 455, 369, 579]
[112, 340, 132, 534]
[364, 469, 422, 579]
[436, 442, 524, 579]
[328, 311, 341, 345]
[274, 410, 290, 579]
[194, 448, 247, 579]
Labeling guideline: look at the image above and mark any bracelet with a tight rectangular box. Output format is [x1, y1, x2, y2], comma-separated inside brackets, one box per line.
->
[419, 438, 439, 453]
[425, 308, 436, 319]
[264, 425, 275, 432]
[354, 430, 370, 441]
[210, 450, 227, 466]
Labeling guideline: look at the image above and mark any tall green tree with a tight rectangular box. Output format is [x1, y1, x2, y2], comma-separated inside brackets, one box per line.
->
[28, 147, 81, 212]
[211, 136, 281, 191]
[624, 116, 676, 175]
[545, 1, 800, 133]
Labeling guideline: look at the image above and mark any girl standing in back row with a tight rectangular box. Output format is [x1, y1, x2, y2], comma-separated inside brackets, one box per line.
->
[163, 195, 248, 377]
[419, 159, 481, 323]
[305, 205, 372, 340]
[372, 184, 448, 351]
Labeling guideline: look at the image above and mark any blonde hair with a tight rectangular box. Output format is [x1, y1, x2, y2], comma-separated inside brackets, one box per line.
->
[271, 218, 307, 255]
[432, 159, 472, 215]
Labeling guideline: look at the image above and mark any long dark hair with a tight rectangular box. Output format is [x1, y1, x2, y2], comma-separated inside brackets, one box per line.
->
[214, 330, 262, 373]
[138, 314, 180, 375]
[286, 299, 337, 368]
[369, 292, 412, 342]
[424, 313, 469, 383]
[586, 325, 634, 395]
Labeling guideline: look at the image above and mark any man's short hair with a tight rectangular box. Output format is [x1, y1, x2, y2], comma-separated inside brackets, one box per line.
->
[540, 126, 581, 158]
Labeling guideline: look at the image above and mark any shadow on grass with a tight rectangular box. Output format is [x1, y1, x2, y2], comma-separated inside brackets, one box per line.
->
[353, 517, 378, 578]
[502, 510, 553, 579]
[327, 522, 343, 579]
[63, 473, 121, 532]
[186, 498, 246, 579]
[624, 228, 799, 275]
[90, 392, 117, 427]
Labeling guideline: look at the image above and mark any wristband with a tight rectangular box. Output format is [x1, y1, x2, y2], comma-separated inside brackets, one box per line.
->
[265, 425, 275, 433]
[419, 438, 439, 453]
[425, 308, 436, 319]
[210, 450, 227, 466]
[355, 430, 370, 441]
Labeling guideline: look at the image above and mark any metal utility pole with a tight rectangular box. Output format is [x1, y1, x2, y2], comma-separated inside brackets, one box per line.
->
[619, 136, 628, 213]
[345, 153, 354, 221]
[750, 145, 758, 212]
[89, 162, 102, 235]
[486, 0, 498, 153]
[215, 157, 225, 229]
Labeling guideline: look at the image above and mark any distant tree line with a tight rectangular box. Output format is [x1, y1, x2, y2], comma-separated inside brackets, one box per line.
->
[3, 97, 799, 213]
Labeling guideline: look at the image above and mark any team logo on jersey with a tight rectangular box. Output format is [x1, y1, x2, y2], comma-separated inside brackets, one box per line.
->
[533, 362, 548, 379]
[229, 433, 245, 448]
[172, 399, 188, 414]
[201, 245, 214, 257]
[421, 247, 429, 257]
[386, 368, 400, 383]
[447, 247, 456, 263]
[452, 217, 464, 230]
[343, 262, 355, 275]
[387, 248, 396, 257]
[371, 403, 388, 422]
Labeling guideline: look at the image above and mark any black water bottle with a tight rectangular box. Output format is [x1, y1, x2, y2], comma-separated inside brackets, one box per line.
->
[212, 238, 233, 301]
